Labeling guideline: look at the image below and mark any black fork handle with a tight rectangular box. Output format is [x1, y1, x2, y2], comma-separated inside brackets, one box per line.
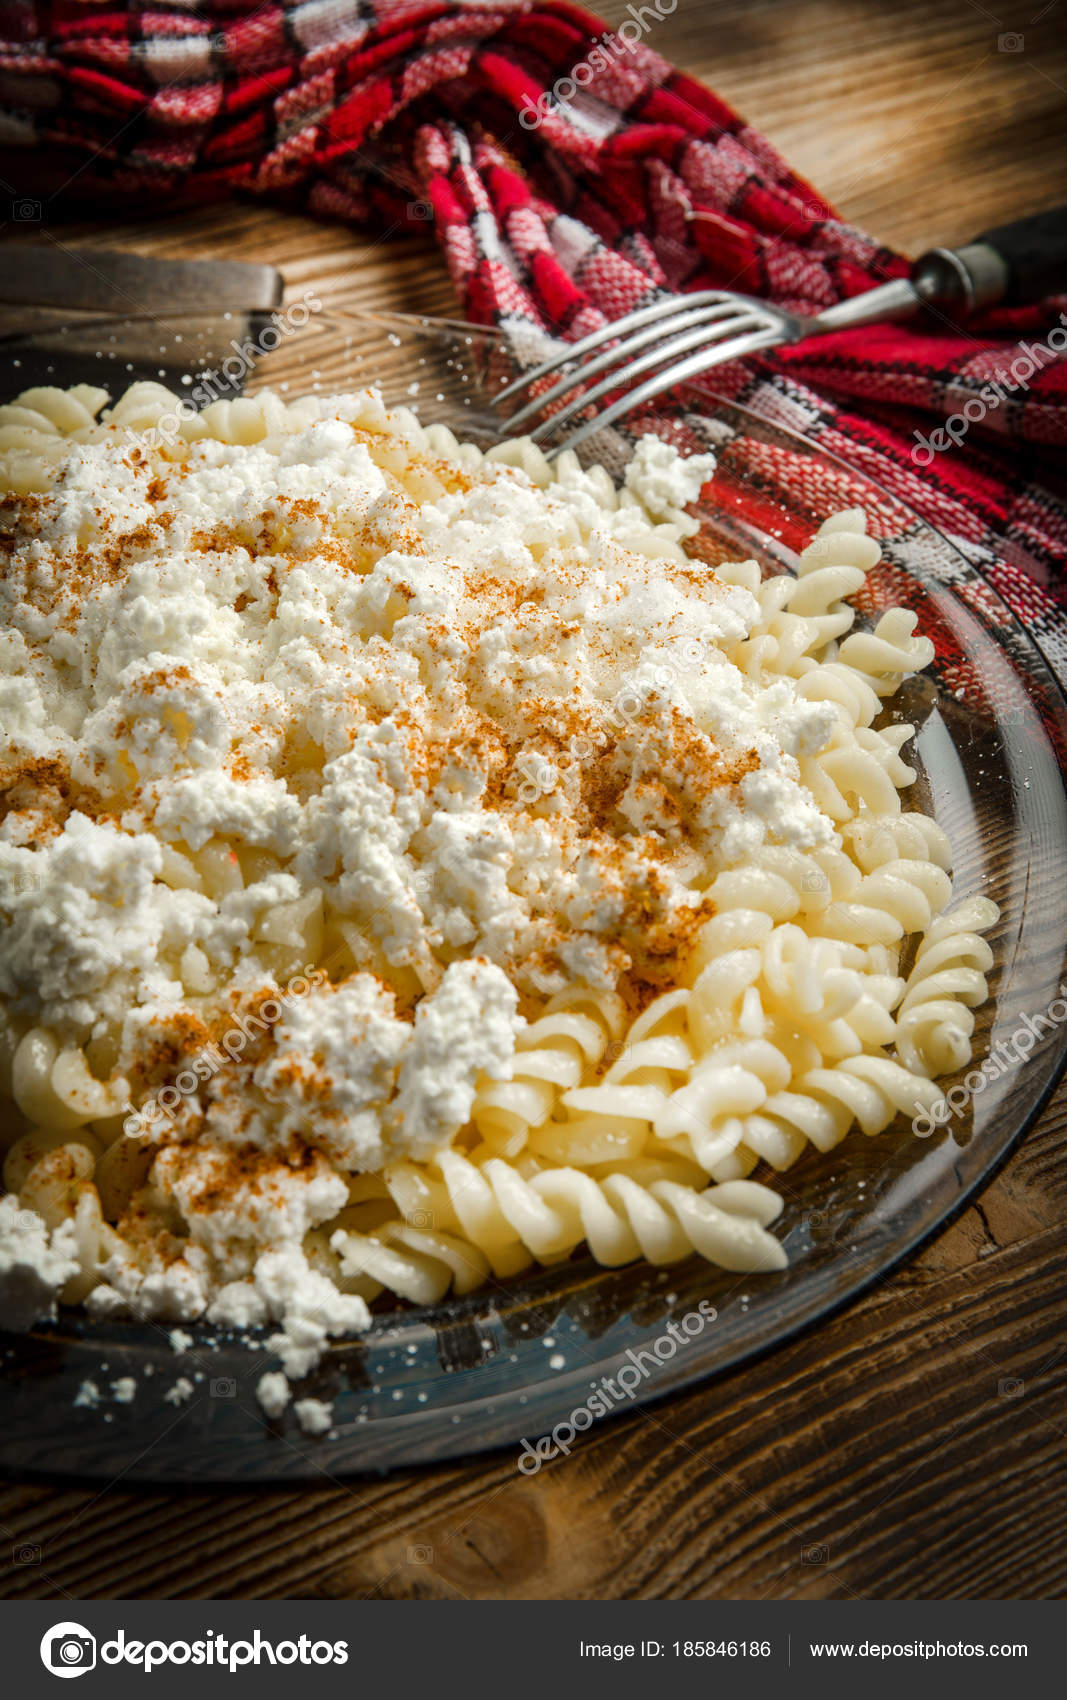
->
[912, 203, 1067, 313]
[977, 205, 1067, 304]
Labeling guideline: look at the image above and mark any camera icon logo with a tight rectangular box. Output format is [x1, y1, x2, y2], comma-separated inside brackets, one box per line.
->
[210, 1377, 237, 1398]
[40, 1622, 97, 1679]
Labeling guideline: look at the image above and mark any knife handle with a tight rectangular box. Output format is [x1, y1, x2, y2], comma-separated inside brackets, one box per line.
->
[912, 203, 1067, 313]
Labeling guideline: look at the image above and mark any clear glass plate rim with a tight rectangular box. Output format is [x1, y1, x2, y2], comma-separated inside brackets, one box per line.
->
[2, 307, 1066, 1480]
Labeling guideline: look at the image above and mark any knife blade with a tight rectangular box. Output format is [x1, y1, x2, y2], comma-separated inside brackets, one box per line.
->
[0, 245, 283, 313]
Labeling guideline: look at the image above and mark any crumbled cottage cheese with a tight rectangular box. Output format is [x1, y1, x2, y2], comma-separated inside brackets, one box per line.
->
[257, 1372, 332, 1435]
[0, 1197, 79, 1330]
[293, 1396, 333, 1436]
[256, 1369, 291, 1419]
[251, 960, 518, 1170]
[623, 434, 714, 528]
[0, 389, 839, 1368]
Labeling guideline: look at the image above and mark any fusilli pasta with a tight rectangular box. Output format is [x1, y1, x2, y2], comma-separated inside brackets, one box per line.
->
[0, 383, 999, 1334]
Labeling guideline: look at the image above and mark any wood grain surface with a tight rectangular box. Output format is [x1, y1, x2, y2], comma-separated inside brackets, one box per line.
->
[2, 0, 1067, 1602]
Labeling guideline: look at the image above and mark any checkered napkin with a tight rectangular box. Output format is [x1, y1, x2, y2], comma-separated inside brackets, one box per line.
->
[2, 0, 1066, 682]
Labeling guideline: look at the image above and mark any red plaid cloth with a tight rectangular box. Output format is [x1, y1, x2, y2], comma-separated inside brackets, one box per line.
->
[2, 0, 1066, 678]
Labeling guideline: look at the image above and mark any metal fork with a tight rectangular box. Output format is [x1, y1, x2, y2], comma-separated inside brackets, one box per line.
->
[492, 205, 1067, 458]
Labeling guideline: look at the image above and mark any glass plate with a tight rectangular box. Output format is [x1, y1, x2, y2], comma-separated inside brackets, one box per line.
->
[1, 310, 1065, 1484]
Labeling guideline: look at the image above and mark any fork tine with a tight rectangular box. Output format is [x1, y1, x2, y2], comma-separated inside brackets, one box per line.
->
[502, 301, 748, 434]
[491, 289, 740, 408]
[547, 326, 784, 460]
[527, 313, 768, 444]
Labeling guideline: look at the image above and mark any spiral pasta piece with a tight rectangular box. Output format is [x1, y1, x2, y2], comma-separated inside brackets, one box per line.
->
[794, 660, 884, 731]
[473, 987, 625, 1153]
[895, 898, 998, 1077]
[0, 384, 111, 492]
[334, 1152, 788, 1295]
[837, 608, 936, 696]
[842, 811, 954, 873]
[332, 1220, 493, 1305]
[766, 1055, 947, 1148]
[12, 1028, 129, 1132]
[3, 1127, 128, 1303]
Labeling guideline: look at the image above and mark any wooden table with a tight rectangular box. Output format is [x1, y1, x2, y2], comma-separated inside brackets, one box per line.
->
[3, 0, 1067, 1601]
